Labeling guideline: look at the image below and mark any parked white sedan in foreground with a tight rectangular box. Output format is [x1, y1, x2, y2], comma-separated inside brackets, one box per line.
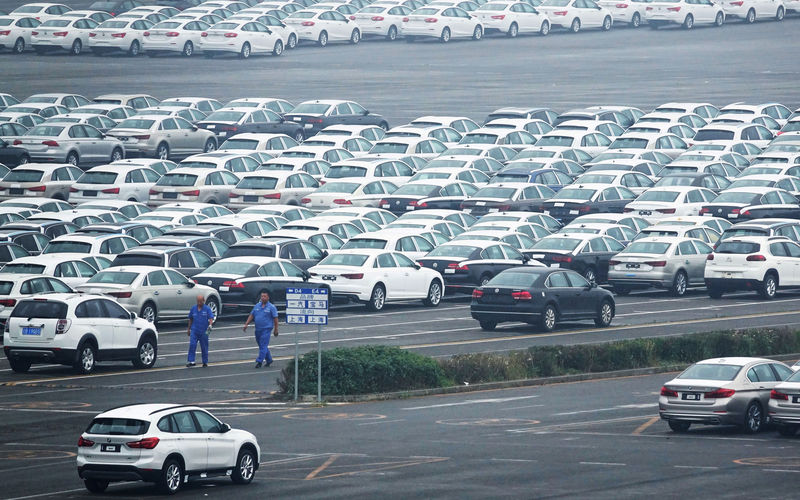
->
[200, 20, 285, 58]
[474, 1, 550, 37]
[403, 6, 484, 42]
[283, 9, 363, 46]
[645, 0, 725, 29]
[537, 0, 613, 32]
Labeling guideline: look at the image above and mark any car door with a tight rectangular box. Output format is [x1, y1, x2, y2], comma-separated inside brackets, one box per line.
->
[144, 269, 178, 316]
[192, 410, 235, 470]
[328, 11, 351, 40]
[74, 299, 115, 353]
[100, 298, 138, 353]
[564, 270, 597, 317]
[170, 410, 208, 472]
[675, 239, 702, 284]
[374, 252, 406, 298]
[545, 271, 580, 319]
[164, 268, 199, 311]
[747, 363, 782, 410]
[690, 240, 714, 285]
[394, 252, 429, 297]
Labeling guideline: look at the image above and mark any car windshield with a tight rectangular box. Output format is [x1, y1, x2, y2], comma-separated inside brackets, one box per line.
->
[86, 418, 150, 436]
[98, 20, 129, 28]
[317, 253, 369, 266]
[578, 174, 615, 184]
[637, 191, 679, 202]
[44, 241, 93, 254]
[541, 0, 569, 5]
[610, 137, 648, 149]
[694, 130, 735, 141]
[27, 125, 63, 137]
[327, 166, 367, 178]
[711, 192, 758, 204]
[532, 238, 581, 251]
[77, 171, 118, 184]
[477, 3, 508, 10]
[221, 138, 258, 150]
[715, 241, 760, 254]
[291, 103, 331, 114]
[117, 118, 155, 130]
[678, 363, 741, 381]
[426, 245, 477, 258]
[156, 174, 198, 187]
[552, 188, 596, 201]
[180, 162, 217, 169]
[473, 187, 515, 198]
[621, 241, 670, 254]
[4, 170, 44, 182]
[203, 261, 258, 275]
[316, 181, 359, 194]
[536, 136, 573, 147]
[342, 238, 387, 249]
[371, 142, 410, 154]
[592, 152, 633, 162]
[87, 271, 139, 285]
[728, 180, 771, 188]
[392, 184, 435, 196]
[205, 111, 244, 122]
[10, 300, 67, 318]
[2, 263, 45, 274]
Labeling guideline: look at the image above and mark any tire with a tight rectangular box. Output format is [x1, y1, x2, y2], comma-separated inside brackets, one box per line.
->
[683, 14, 693, 29]
[13, 37, 25, 54]
[539, 304, 557, 332]
[8, 357, 31, 373]
[366, 284, 386, 311]
[715, 11, 724, 26]
[128, 40, 140, 56]
[204, 138, 216, 152]
[540, 20, 550, 35]
[708, 286, 723, 299]
[440, 26, 451, 43]
[570, 18, 581, 33]
[288, 33, 297, 48]
[83, 479, 108, 493]
[239, 42, 251, 59]
[594, 300, 613, 327]
[758, 273, 777, 300]
[156, 142, 169, 160]
[350, 28, 360, 44]
[273, 40, 283, 56]
[158, 458, 183, 495]
[132, 335, 157, 369]
[231, 448, 256, 484]
[778, 424, 797, 437]
[668, 420, 691, 433]
[479, 274, 492, 287]
[18, 154, 29, 165]
[206, 297, 219, 318]
[318, 30, 328, 47]
[423, 280, 442, 307]
[110, 147, 123, 162]
[66, 151, 79, 166]
[479, 320, 496, 331]
[507, 22, 518, 38]
[630, 12, 641, 27]
[182, 40, 193, 57]
[472, 25, 483, 40]
[745, 8, 755, 23]
[387, 25, 398, 40]
[71, 39, 82, 56]
[613, 286, 630, 296]
[743, 401, 764, 433]
[776, 6, 785, 20]
[602, 15, 612, 30]
[74, 342, 96, 375]
[670, 271, 688, 297]
[582, 266, 597, 283]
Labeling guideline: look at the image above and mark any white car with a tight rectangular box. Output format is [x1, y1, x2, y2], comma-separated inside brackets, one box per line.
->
[606, 132, 689, 159]
[0, 273, 73, 334]
[7, 3, 71, 23]
[537, 0, 613, 32]
[0, 16, 41, 53]
[302, 178, 398, 210]
[574, 170, 656, 195]
[597, 0, 650, 26]
[624, 186, 718, 221]
[645, 0, 725, 28]
[227, 13, 299, 48]
[531, 130, 612, 157]
[722, 0, 785, 22]
[474, 1, 550, 36]
[692, 123, 774, 150]
[284, 9, 363, 46]
[76, 404, 260, 494]
[31, 17, 99, 55]
[228, 170, 319, 208]
[352, 4, 411, 40]
[88, 17, 152, 56]
[403, 6, 483, 42]
[69, 164, 161, 204]
[340, 227, 438, 260]
[148, 167, 240, 207]
[309, 249, 444, 310]
[143, 19, 210, 57]
[200, 20, 285, 58]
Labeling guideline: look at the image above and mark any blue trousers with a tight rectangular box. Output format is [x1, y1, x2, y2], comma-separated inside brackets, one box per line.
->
[255, 329, 273, 364]
[188, 331, 208, 364]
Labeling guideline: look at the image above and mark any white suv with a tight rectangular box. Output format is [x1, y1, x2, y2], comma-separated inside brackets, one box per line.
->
[77, 404, 260, 494]
[704, 236, 800, 299]
[3, 293, 158, 374]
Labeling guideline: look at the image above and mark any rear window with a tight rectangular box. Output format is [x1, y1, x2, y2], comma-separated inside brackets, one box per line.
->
[112, 254, 163, 266]
[11, 300, 68, 319]
[5, 170, 45, 183]
[317, 254, 369, 266]
[342, 238, 387, 249]
[43, 241, 92, 254]
[86, 271, 139, 285]
[637, 191, 679, 202]
[2, 263, 45, 274]
[238, 176, 278, 189]
[694, 130, 735, 141]
[487, 272, 537, 288]
[678, 363, 741, 381]
[621, 241, 671, 254]
[715, 241, 760, 254]
[86, 418, 150, 436]
[203, 261, 259, 274]
[0, 281, 13, 295]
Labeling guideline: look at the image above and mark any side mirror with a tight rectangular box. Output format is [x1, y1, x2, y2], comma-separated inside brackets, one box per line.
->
[522, 255, 530, 264]
[186, 281, 195, 288]
[413, 263, 421, 270]
[220, 423, 231, 433]
[362, 110, 369, 116]
[130, 311, 137, 322]
[192, 126, 198, 131]
[302, 271, 311, 281]
[321, 250, 329, 258]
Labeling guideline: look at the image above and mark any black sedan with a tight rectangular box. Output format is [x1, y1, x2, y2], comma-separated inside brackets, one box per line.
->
[470, 267, 615, 332]
[524, 233, 625, 284]
[418, 239, 534, 291]
[283, 100, 389, 139]
[221, 237, 328, 270]
[540, 185, 638, 224]
[700, 188, 800, 221]
[460, 183, 555, 217]
[380, 180, 477, 214]
[0, 138, 30, 167]
[196, 109, 305, 143]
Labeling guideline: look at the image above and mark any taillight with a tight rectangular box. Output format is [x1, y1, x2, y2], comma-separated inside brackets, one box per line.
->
[740, 210, 750, 217]
[333, 199, 352, 205]
[511, 291, 532, 300]
[622, 208, 633, 213]
[704, 388, 735, 399]
[222, 280, 245, 289]
[28, 186, 46, 192]
[109, 291, 132, 298]
[371, 15, 384, 20]
[552, 255, 572, 263]
[0, 298, 16, 307]
[126, 437, 160, 449]
[645, 261, 666, 267]
[447, 263, 459, 269]
[31, 31, 39, 36]
[102, 187, 120, 194]
[42, 140, 59, 147]
[301, 21, 315, 26]
[699, 208, 710, 214]
[578, 205, 591, 213]
[0, 30, 10, 36]
[424, 17, 438, 22]
[144, 31, 150, 36]
[615, 3, 628, 7]
[553, 10, 568, 15]
[731, 208, 740, 214]
[200, 32, 207, 37]
[308, 118, 323, 124]
[56, 319, 71, 335]
[349, 15, 356, 20]
[229, 193, 240, 198]
[301, 198, 311, 204]
[53, 31, 68, 37]
[667, 6, 681, 11]
[219, 125, 238, 132]
[608, 260, 620, 266]
[78, 436, 95, 447]
[771, 390, 789, 400]
[456, 264, 469, 271]
[112, 32, 126, 38]
[133, 135, 150, 140]
[224, 32, 238, 38]
[69, 187, 79, 193]
[746, 254, 766, 261]
[12, 140, 22, 145]
[166, 32, 179, 37]
[416, 202, 428, 208]
[660, 386, 678, 398]
[491, 14, 505, 19]
[181, 190, 200, 196]
[402, 17, 409, 22]
[472, 289, 483, 299]
[263, 193, 281, 199]
[149, 189, 159, 195]
[379, 199, 388, 206]
[707, 254, 714, 260]
[656, 208, 676, 214]
[88, 32, 97, 37]
[341, 273, 364, 279]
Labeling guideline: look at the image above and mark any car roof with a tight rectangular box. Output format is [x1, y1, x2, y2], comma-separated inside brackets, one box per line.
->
[695, 357, 774, 366]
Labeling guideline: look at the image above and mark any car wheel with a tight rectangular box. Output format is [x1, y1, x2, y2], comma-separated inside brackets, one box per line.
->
[668, 420, 690, 433]
[570, 18, 581, 33]
[540, 20, 550, 35]
[682, 14, 693, 29]
[440, 26, 451, 43]
[472, 25, 482, 40]
[110, 147, 123, 162]
[74, 342, 96, 375]
[13, 37, 25, 54]
[156, 142, 169, 160]
[8, 357, 31, 373]
[206, 297, 220, 318]
[745, 8, 755, 23]
[132, 335, 157, 369]
[776, 6, 785, 20]
[594, 300, 613, 327]
[708, 286, 723, 299]
[239, 42, 251, 59]
[479, 274, 492, 287]
[743, 401, 764, 433]
[273, 39, 283, 56]
[158, 458, 183, 494]
[71, 39, 82, 55]
[128, 40, 140, 56]
[231, 448, 256, 484]
[540, 304, 557, 332]
[18, 154, 30, 165]
[140, 302, 157, 323]
[613, 285, 630, 296]
[582, 266, 596, 283]
[66, 151, 79, 166]
[182, 40, 193, 57]
[778, 424, 797, 437]
[350, 28, 360, 44]
[204, 138, 217, 152]
[366, 284, 386, 311]
[507, 22, 518, 38]
[318, 30, 328, 47]
[479, 320, 496, 331]
[758, 273, 777, 300]
[630, 12, 641, 27]
[423, 280, 442, 307]
[602, 15, 612, 30]
[83, 479, 109, 493]
[387, 25, 398, 40]
[715, 11, 724, 25]
[288, 33, 297, 48]
[670, 271, 687, 297]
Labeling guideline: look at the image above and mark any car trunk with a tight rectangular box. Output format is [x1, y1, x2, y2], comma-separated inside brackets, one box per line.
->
[524, 249, 572, 268]
[417, 257, 467, 276]
[6, 299, 68, 344]
[662, 380, 729, 407]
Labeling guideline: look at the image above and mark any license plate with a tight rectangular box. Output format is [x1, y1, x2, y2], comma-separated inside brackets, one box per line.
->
[476, 201, 485, 206]
[322, 275, 336, 281]
[406, 205, 414, 210]
[729, 213, 738, 218]
[444, 268, 455, 274]
[638, 210, 652, 216]
[219, 286, 229, 292]
[682, 393, 700, 401]
[549, 263, 559, 268]
[793, 396, 800, 404]
[101, 444, 120, 453]
[569, 210, 579, 215]
[9, 188, 23, 195]
[381, 204, 390, 208]
[293, 117, 301, 121]
[464, 208, 472, 213]
[119, 136, 129, 141]
[304, 124, 313, 129]
[554, 202, 564, 207]
[626, 263, 640, 268]
[22, 326, 41, 336]
[207, 124, 216, 129]
[244, 196, 258, 202]
[162, 192, 178, 199]
[84, 190, 97, 197]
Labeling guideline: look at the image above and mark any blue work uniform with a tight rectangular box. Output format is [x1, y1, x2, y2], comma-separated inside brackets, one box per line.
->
[187, 304, 215, 364]
[251, 300, 278, 364]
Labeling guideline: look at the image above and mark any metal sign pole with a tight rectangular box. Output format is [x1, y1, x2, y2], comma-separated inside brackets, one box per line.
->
[294, 323, 299, 402]
[285, 287, 328, 404]
[317, 323, 322, 402]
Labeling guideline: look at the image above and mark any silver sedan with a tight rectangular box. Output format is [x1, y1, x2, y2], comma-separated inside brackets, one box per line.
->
[13, 123, 124, 166]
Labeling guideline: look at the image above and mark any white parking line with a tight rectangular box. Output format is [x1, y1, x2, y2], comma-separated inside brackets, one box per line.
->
[580, 462, 626, 466]
[674, 465, 718, 470]
[6, 488, 87, 500]
[402, 395, 539, 410]
[553, 403, 657, 416]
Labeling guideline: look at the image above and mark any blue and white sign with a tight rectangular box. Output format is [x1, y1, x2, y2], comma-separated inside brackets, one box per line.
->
[285, 288, 329, 325]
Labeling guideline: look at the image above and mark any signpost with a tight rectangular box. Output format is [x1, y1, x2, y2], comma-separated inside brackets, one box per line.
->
[285, 288, 329, 402]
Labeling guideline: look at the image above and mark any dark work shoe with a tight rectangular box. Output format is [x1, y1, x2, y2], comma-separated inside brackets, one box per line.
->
[266, 360, 273, 367]
[186, 362, 195, 368]
[255, 362, 262, 368]
[202, 363, 208, 368]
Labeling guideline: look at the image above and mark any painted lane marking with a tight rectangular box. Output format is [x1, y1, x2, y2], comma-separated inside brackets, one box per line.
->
[553, 403, 657, 416]
[632, 416, 661, 435]
[403, 395, 539, 410]
[580, 462, 626, 466]
[305, 454, 340, 480]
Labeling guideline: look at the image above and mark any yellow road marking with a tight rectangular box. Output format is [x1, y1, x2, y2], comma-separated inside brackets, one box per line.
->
[305, 454, 339, 480]
[632, 416, 660, 435]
